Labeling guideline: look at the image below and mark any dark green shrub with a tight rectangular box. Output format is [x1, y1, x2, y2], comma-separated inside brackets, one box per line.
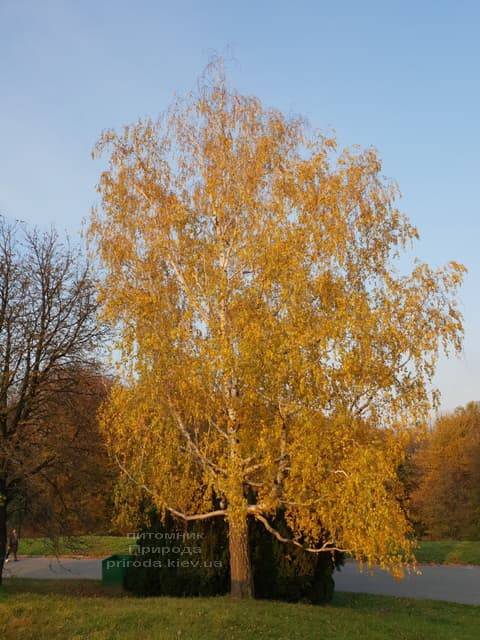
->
[124, 510, 343, 603]
[249, 514, 341, 603]
[124, 513, 229, 597]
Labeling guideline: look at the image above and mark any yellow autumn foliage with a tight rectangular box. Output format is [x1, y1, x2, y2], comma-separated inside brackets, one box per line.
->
[89, 61, 464, 578]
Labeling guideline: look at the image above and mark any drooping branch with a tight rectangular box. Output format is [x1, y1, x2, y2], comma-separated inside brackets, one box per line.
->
[114, 453, 226, 522]
[165, 506, 226, 522]
[253, 511, 346, 554]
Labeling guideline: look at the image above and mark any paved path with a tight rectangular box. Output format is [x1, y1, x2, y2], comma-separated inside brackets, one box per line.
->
[335, 561, 480, 605]
[3, 556, 102, 581]
[3, 557, 480, 605]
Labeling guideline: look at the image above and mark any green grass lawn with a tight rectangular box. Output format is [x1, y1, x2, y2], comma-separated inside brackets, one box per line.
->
[18, 535, 133, 558]
[0, 580, 479, 640]
[416, 540, 480, 565]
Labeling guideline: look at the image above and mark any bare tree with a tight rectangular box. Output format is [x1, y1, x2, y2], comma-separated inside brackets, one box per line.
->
[0, 216, 104, 583]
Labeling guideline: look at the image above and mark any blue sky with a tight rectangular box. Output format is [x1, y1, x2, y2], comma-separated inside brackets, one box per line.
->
[1, 0, 479, 412]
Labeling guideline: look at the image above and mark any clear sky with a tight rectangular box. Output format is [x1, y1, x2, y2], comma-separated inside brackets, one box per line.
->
[1, 0, 479, 413]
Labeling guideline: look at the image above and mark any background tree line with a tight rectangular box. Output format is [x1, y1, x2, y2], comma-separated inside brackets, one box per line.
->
[407, 401, 480, 541]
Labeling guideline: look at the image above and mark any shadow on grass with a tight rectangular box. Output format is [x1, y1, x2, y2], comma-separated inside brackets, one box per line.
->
[1, 578, 128, 599]
[2, 579, 479, 620]
[332, 590, 479, 615]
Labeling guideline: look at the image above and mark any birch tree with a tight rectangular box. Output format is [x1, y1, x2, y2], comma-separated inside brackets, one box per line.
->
[90, 62, 465, 598]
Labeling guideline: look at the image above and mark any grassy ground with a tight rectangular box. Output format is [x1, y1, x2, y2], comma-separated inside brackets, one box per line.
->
[0, 579, 479, 640]
[18, 536, 133, 558]
[415, 540, 480, 565]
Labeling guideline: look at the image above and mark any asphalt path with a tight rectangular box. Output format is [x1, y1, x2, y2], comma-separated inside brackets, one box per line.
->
[3, 557, 480, 605]
[3, 556, 102, 581]
[335, 561, 480, 605]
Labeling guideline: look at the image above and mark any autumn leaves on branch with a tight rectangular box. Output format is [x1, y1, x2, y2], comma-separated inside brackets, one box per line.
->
[87, 60, 465, 595]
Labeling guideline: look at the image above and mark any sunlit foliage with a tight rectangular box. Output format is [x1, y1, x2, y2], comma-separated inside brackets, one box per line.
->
[411, 402, 480, 539]
[89, 61, 464, 592]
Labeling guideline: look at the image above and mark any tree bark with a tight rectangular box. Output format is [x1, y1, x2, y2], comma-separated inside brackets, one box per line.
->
[228, 514, 253, 598]
[0, 479, 7, 586]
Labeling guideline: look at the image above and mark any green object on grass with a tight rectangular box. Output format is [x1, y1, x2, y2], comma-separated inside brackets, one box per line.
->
[102, 554, 135, 586]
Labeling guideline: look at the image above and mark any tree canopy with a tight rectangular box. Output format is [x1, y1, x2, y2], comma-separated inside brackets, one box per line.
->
[90, 61, 465, 597]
